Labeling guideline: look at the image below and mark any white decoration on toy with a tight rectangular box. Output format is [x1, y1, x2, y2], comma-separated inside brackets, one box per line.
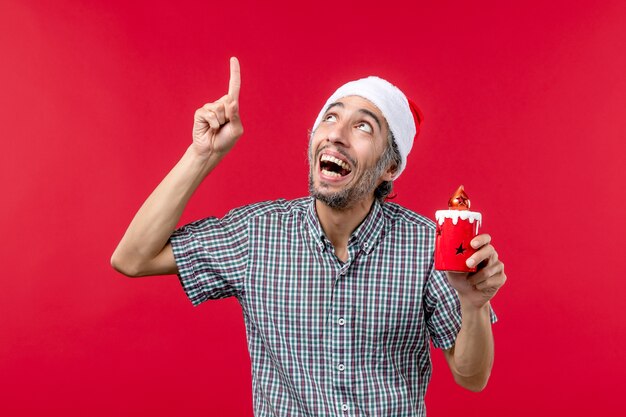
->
[435, 210, 482, 232]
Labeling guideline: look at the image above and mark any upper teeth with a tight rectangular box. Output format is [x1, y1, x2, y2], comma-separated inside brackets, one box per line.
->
[321, 154, 350, 171]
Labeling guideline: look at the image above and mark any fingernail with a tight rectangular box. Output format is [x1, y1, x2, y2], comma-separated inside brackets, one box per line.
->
[466, 258, 475, 267]
[471, 240, 479, 249]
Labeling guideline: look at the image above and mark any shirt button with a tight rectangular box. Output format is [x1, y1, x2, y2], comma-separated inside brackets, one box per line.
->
[338, 318, 345, 326]
[337, 364, 345, 371]
[363, 242, 369, 248]
[342, 404, 349, 412]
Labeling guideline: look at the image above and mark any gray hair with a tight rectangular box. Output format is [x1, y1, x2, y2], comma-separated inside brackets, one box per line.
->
[374, 131, 401, 202]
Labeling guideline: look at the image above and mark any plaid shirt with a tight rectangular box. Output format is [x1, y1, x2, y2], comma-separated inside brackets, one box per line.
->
[170, 197, 471, 416]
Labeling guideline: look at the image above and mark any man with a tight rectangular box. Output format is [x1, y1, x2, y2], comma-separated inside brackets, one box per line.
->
[112, 57, 506, 416]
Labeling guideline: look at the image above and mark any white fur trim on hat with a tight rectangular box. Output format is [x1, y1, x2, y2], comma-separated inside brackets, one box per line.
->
[312, 76, 417, 179]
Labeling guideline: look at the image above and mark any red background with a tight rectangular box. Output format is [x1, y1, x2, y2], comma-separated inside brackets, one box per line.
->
[2, 0, 625, 415]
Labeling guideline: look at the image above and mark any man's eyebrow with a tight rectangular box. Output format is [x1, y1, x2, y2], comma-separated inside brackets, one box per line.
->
[324, 102, 344, 113]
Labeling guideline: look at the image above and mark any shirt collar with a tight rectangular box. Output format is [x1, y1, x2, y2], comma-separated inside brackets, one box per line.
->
[306, 197, 386, 255]
[351, 199, 385, 254]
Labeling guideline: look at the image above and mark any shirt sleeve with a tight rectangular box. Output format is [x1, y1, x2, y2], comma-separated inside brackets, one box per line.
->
[424, 265, 499, 350]
[169, 207, 249, 306]
[424, 267, 462, 350]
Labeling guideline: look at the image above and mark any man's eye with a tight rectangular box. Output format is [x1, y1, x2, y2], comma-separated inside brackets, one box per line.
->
[356, 122, 373, 133]
[323, 114, 337, 122]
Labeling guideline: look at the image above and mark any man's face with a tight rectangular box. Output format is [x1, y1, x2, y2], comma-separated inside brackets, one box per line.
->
[308, 95, 394, 209]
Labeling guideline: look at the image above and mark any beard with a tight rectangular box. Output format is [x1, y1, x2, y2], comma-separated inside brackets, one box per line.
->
[308, 142, 387, 210]
[308, 170, 381, 210]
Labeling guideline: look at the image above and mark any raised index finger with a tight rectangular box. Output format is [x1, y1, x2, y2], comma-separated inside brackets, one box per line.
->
[228, 56, 241, 100]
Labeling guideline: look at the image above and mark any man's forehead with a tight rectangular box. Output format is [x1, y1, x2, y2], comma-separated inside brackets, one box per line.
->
[328, 96, 382, 112]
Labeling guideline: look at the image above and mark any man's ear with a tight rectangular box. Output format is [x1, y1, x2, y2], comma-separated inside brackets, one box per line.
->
[381, 163, 398, 182]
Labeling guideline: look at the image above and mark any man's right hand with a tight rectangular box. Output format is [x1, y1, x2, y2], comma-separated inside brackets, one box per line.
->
[112, 57, 244, 278]
[191, 57, 243, 158]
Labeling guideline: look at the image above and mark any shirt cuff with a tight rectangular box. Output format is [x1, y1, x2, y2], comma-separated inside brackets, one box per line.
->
[169, 230, 208, 306]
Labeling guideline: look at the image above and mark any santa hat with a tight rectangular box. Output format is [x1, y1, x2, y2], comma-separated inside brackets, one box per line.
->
[312, 76, 423, 179]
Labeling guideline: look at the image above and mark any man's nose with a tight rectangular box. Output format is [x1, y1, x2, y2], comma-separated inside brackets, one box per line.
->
[326, 121, 350, 147]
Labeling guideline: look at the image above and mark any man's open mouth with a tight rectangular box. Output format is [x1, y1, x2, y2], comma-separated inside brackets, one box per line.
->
[319, 154, 352, 178]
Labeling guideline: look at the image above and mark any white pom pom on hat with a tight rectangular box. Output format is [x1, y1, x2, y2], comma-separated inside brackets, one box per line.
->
[312, 76, 423, 179]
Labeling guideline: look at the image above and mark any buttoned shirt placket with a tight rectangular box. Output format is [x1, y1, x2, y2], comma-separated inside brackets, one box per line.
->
[307, 202, 382, 417]
[329, 238, 357, 416]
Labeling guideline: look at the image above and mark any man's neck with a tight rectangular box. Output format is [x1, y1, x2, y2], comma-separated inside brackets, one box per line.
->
[315, 197, 375, 262]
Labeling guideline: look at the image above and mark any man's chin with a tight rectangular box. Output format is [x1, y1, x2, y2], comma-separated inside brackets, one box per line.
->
[309, 184, 351, 210]
[314, 195, 351, 210]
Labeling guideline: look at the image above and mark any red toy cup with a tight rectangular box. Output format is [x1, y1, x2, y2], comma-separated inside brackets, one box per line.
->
[435, 210, 482, 272]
